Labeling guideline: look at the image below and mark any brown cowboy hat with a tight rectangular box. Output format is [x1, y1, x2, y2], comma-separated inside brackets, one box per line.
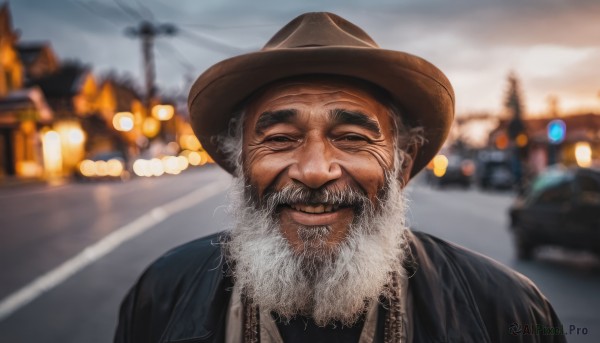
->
[188, 12, 455, 178]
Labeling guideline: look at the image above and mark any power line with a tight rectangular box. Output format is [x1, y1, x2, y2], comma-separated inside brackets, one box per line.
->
[113, 0, 146, 21]
[68, 0, 126, 27]
[133, 0, 155, 21]
[153, 41, 195, 99]
[178, 22, 278, 30]
[155, 40, 195, 73]
[177, 28, 248, 55]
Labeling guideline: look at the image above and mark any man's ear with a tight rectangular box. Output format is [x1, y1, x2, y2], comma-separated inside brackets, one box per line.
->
[399, 143, 419, 187]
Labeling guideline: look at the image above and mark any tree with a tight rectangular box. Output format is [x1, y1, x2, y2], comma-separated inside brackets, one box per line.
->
[504, 72, 529, 192]
[99, 70, 143, 97]
[505, 72, 526, 140]
[505, 72, 525, 120]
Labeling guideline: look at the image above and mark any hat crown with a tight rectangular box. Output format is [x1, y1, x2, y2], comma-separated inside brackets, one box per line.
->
[264, 12, 379, 50]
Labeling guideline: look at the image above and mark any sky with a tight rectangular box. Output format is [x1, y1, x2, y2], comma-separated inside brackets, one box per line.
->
[9, 0, 600, 119]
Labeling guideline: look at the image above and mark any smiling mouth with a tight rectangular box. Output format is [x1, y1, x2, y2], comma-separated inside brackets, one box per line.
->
[289, 203, 340, 214]
[280, 203, 354, 226]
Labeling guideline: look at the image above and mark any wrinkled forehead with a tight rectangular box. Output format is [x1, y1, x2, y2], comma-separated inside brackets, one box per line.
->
[241, 75, 398, 130]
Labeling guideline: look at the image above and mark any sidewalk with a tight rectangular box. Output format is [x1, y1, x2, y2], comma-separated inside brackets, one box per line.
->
[0, 176, 67, 190]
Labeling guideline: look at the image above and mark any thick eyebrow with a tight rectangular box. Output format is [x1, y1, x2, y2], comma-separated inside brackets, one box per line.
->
[254, 109, 297, 135]
[329, 109, 381, 136]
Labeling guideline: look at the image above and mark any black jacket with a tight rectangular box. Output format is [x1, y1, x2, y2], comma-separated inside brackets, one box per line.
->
[114, 231, 566, 343]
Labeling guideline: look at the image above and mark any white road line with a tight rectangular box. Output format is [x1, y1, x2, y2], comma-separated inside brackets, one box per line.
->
[0, 177, 231, 322]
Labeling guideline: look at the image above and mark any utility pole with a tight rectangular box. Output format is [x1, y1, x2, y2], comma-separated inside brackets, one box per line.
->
[125, 21, 177, 109]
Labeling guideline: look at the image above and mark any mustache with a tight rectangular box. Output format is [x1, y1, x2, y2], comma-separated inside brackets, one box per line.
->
[256, 183, 375, 215]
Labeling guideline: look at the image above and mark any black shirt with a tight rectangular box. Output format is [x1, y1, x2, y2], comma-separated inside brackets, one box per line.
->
[275, 314, 365, 343]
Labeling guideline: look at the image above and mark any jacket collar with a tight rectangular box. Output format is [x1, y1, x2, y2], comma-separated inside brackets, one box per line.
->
[161, 258, 233, 343]
[407, 231, 491, 342]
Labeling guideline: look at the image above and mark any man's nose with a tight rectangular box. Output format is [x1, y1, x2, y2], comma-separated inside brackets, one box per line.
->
[288, 138, 342, 189]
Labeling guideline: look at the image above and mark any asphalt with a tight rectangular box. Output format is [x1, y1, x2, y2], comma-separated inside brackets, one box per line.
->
[0, 170, 598, 343]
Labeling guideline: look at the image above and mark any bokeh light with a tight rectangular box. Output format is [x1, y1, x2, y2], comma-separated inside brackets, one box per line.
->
[79, 159, 95, 177]
[107, 159, 124, 177]
[547, 119, 566, 144]
[574, 142, 592, 168]
[187, 151, 201, 166]
[113, 112, 135, 132]
[516, 133, 528, 147]
[150, 158, 164, 177]
[152, 104, 174, 121]
[142, 117, 160, 138]
[432, 154, 448, 178]
[495, 133, 509, 150]
[180, 134, 202, 151]
[67, 128, 85, 145]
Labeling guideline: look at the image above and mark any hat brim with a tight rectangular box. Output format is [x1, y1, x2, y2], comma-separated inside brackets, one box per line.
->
[188, 46, 455, 178]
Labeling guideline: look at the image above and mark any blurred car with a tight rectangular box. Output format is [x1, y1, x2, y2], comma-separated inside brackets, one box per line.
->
[478, 161, 514, 190]
[74, 151, 130, 182]
[508, 166, 600, 260]
[427, 154, 475, 188]
[477, 150, 514, 190]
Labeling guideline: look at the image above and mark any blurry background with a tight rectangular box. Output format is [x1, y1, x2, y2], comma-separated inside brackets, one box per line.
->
[0, 0, 599, 342]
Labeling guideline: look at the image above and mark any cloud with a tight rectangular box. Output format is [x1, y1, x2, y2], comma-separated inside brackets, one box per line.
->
[9, 0, 600, 114]
[524, 48, 600, 113]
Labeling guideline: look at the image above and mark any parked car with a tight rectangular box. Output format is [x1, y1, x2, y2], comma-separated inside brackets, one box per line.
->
[477, 150, 514, 190]
[508, 166, 600, 260]
[427, 154, 475, 188]
[478, 160, 514, 190]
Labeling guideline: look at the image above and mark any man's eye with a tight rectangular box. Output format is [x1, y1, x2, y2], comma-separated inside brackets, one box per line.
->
[265, 135, 295, 143]
[337, 135, 367, 142]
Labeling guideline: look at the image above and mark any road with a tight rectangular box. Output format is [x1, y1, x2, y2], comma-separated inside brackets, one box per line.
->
[0, 167, 598, 342]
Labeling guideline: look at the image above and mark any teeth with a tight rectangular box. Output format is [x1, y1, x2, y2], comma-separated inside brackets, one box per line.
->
[290, 204, 336, 214]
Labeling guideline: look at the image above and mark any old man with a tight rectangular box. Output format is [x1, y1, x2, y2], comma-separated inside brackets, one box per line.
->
[115, 12, 565, 343]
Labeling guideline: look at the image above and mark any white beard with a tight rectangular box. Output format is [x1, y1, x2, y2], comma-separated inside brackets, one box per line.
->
[223, 174, 410, 326]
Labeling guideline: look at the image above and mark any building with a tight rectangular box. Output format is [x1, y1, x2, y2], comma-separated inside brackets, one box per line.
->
[93, 76, 146, 159]
[25, 62, 98, 175]
[0, 2, 192, 181]
[0, 3, 22, 96]
[489, 113, 600, 174]
[0, 2, 55, 179]
[1, 2, 120, 180]
[17, 42, 59, 83]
